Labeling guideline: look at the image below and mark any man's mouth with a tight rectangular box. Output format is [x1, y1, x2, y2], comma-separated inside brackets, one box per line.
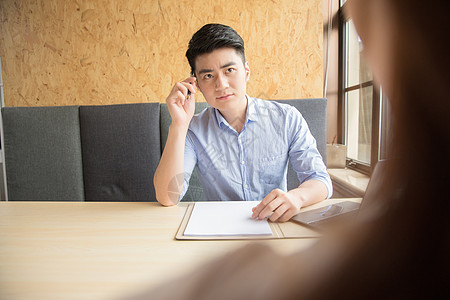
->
[217, 94, 233, 101]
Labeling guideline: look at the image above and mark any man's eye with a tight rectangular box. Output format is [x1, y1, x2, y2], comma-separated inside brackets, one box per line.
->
[203, 74, 213, 79]
[226, 68, 235, 73]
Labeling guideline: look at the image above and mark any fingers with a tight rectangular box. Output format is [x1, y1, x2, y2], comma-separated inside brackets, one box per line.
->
[172, 83, 191, 106]
[277, 205, 298, 223]
[183, 76, 197, 91]
[252, 189, 300, 222]
[167, 77, 197, 106]
[165, 77, 198, 128]
[182, 77, 197, 101]
[252, 189, 282, 220]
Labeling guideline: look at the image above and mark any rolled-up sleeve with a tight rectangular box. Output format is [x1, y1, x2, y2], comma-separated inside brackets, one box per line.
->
[287, 107, 333, 198]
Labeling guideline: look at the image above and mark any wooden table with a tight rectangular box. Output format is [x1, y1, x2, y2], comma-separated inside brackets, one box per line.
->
[0, 199, 360, 300]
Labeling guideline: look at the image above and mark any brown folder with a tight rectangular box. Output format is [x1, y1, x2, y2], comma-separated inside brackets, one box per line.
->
[175, 203, 321, 240]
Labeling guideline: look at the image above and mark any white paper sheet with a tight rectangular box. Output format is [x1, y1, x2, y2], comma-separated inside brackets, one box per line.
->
[183, 201, 273, 236]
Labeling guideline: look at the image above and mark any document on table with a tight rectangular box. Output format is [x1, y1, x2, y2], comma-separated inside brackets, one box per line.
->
[183, 201, 273, 236]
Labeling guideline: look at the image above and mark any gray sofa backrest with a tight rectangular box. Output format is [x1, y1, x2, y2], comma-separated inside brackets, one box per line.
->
[2, 106, 84, 200]
[1, 98, 326, 201]
[79, 103, 161, 201]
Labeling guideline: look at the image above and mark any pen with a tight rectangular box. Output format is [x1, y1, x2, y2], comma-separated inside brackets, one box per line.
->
[187, 81, 194, 99]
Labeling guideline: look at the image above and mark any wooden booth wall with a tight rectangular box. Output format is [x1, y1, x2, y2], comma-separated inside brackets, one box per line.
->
[0, 0, 323, 107]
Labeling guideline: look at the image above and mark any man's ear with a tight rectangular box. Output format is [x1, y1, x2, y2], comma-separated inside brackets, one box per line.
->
[192, 72, 202, 93]
[245, 61, 251, 82]
[195, 80, 203, 94]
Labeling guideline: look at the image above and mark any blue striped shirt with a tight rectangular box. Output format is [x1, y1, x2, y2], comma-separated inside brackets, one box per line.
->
[181, 96, 332, 200]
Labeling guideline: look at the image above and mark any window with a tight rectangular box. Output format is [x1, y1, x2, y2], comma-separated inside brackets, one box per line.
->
[378, 90, 392, 161]
[339, 2, 389, 174]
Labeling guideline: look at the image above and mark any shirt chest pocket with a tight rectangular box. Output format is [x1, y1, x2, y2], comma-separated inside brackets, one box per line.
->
[257, 153, 288, 185]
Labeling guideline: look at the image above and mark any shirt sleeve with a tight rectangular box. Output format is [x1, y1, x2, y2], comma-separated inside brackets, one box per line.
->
[287, 107, 333, 198]
[178, 130, 198, 201]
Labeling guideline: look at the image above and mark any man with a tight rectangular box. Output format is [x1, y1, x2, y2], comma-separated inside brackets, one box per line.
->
[154, 23, 331, 222]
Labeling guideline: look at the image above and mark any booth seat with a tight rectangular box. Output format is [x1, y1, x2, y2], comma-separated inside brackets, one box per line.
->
[1, 99, 327, 201]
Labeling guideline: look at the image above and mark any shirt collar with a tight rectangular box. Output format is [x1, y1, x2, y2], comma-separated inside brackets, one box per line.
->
[214, 107, 227, 129]
[214, 95, 259, 129]
[246, 95, 258, 123]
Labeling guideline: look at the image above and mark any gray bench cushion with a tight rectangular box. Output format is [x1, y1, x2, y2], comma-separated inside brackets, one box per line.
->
[2, 106, 84, 200]
[80, 103, 160, 201]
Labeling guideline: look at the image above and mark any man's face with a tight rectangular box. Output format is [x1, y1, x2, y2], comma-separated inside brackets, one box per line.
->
[194, 47, 250, 113]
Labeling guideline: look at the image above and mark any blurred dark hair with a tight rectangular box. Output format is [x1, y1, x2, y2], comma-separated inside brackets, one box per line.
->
[304, 1, 450, 298]
[185, 23, 245, 76]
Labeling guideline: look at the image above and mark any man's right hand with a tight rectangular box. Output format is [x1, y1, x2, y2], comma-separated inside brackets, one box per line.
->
[166, 76, 197, 129]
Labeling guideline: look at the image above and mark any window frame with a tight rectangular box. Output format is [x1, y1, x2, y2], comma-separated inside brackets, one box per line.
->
[338, 3, 382, 175]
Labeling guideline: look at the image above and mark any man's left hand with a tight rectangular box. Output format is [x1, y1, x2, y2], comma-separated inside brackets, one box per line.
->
[251, 189, 303, 222]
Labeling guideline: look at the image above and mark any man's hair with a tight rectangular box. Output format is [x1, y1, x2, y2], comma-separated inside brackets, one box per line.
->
[185, 23, 245, 76]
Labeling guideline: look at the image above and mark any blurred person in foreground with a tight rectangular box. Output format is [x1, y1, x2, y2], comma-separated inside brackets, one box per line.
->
[125, 0, 449, 298]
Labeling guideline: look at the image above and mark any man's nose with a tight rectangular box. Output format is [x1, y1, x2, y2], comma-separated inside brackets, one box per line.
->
[215, 73, 229, 90]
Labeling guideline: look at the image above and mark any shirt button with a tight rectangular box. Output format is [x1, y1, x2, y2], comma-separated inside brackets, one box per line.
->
[244, 184, 248, 188]
[241, 161, 245, 164]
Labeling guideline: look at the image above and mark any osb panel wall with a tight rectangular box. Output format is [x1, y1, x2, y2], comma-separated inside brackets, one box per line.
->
[0, 0, 322, 107]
